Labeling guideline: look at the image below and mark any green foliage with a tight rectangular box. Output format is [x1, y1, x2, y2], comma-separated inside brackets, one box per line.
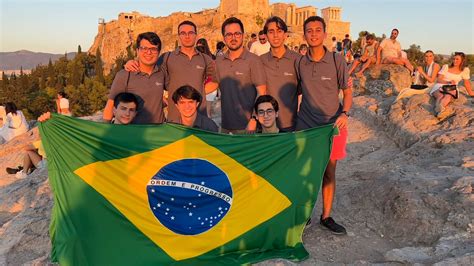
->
[0, 46, 123, 120]
[255, 15, 264, 28]
[405, 44, 424, 67]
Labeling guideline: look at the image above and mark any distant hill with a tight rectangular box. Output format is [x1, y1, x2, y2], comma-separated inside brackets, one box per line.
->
[0, 50, 76, 71]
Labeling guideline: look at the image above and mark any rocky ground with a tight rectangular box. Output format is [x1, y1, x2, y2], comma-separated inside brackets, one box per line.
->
[1, 66, 473, 265]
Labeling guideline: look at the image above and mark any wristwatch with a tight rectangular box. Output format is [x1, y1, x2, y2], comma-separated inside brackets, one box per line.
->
[341, 111, 350, 117]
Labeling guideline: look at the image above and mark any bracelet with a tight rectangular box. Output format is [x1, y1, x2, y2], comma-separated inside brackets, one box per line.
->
[341, 111, 349, 117]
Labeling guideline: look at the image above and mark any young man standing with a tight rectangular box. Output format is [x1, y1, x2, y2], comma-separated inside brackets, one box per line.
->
[170, 86, 218, 132]
[125, 21, 218, 121]
[215, 17, 267, 134]
[103, 32, 165, 124]
[250, 30, 271, 56]
[377, 28, 414, 73]
[260, 16, 302, 132]
[296, 16, 353, 235]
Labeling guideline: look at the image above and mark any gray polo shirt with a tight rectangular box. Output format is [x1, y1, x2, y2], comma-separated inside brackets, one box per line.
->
[109, 68, 165, 124]
[169, 113, 218, 132]
[160, 49, 216, 121]
[260, 49, 302, 130]
[296, 49, 349, 129]
[216, 49, 267, 130]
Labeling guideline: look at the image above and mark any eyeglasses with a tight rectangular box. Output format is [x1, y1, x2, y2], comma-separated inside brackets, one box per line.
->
[224, 32, 243, 39]
[257, 108, 275, 116]
[138, 46, 159, 54]
[179, 31, 197, 37]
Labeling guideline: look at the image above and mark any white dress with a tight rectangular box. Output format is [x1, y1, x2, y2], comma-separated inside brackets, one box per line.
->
[0, 110, 29, 143]
[430, 65, 470, 95]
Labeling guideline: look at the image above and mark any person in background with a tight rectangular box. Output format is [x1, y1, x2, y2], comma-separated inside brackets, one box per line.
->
[196, 38, 216, 60]
[196, 38, 219, 118]
[376, 28, 414, 74]
[330, 36, 337, 52]
[0, 102, 29, 144]
[430, 52, 473, 118]
[250, 30, 271, 56]
[298, 44, 308, 56]
[56, 92, 71, 116]
[415, 50, 440, 87]
[348, 34, 379, 76]
[247, 33, 257, 50]
[215, 41, 226, 57]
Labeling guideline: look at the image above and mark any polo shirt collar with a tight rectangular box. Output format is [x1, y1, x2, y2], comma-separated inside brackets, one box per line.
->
[267, 46, 292, 61]
[305, 46, 331, 63]
[174, 47, 199, 57]
[135, 65, 160, 76]
[223, 48, 248, 61]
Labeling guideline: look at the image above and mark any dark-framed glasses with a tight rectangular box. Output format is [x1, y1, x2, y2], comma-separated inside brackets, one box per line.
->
[257, 108, 275, 116]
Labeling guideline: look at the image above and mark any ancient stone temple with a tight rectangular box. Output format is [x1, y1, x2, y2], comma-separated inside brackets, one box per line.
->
[88, 0, 351, 73]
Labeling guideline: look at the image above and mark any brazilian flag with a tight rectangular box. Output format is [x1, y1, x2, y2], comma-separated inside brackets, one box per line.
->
[40, 114, 336, 265]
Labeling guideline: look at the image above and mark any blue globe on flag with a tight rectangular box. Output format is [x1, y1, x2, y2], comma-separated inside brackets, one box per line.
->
[147, 159, 233, 235]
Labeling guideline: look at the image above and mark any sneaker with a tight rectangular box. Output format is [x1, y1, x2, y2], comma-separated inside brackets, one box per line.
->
[320, 216, 347, 235]
[15, 170, 28, 179]
[6, 166, 23, 174]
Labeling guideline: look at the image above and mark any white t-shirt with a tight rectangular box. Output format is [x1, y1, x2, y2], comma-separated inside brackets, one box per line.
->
[0, 110, 29, 142]
[380, 39, 401, 59]
[250, 41, 271, 56]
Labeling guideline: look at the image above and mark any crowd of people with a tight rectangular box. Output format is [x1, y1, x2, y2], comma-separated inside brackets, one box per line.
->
[2, 14, 473, 234]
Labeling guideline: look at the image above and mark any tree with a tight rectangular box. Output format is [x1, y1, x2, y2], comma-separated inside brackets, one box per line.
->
[404, 44, 424, 67]
[94, 48, 105, 84]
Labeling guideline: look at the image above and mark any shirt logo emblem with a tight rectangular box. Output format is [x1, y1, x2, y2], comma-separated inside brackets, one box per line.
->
[283, 72, 293, 76]
[321, 76, 332, 81]
[235, 71, 244, 76]
[156, 82, 163, 86]
[196, 65, 204, 70]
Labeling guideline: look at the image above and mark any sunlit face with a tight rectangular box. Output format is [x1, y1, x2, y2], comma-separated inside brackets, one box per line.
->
[366, 38, 374, 46]
[390, 30, 399, 40]
[304, 21, 326, 48]
[137, 39, 160, 67]
[266, 22, 286, 48]
[257, 102, 278, 129]
[113, 101, 137, 125]
[223, 23, 244, 51]
[424, 52, 434, 64]
[176, 97, 199, 118]
[452, 55, 463, 67]
[178, 24, 197, 48]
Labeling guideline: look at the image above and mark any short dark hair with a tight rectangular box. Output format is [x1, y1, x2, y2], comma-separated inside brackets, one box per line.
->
[172, 86, 202, 105]
[136, 32, 161, 51]
[366, 34, 375, 40]
[392, 28, 399, 33]
[5, 102, 18, 115]
[424, 50, 434, 55]
[114, 92, 138, 108]
[345, 34, 349, 38]
[216, 41, 225, 50]
[254, 95, 279, 113]
[178, 20, 197, 33]
[263, 16, 288, 34]
[258, 30, 264, 36]
[332, 36, 336, 41]
[251, 33, 257, 38]
[303, 16, 326, 32]
[221, 17, 244, 36]
[58, 91, 67, 98]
